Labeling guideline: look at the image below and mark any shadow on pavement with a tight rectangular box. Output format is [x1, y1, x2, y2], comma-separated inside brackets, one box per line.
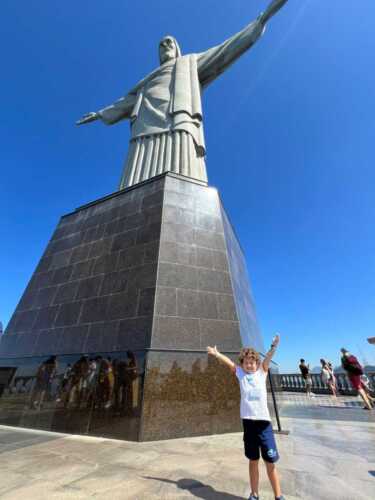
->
[144, 476, 245, 499]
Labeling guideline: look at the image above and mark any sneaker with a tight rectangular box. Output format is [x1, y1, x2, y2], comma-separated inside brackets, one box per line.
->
[248, 495, 259, 500]
[275, 497, 286, 500]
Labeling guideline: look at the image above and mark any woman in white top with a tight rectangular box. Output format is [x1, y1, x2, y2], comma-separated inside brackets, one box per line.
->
[207, 335, 285, 500]
[320, 358, 337, 397]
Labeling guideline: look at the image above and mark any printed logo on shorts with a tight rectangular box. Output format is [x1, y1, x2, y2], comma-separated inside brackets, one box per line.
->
[267, 448, 276, 458]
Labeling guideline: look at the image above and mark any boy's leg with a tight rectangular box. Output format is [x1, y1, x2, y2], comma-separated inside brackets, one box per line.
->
[265, 461, 282, 498]
[243, 420, 261, 498]
[249, 460, 260, 496]
[258, 421, 283, 498]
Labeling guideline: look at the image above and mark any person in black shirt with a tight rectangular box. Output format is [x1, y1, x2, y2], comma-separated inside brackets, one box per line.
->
[299, 359, 314, 397]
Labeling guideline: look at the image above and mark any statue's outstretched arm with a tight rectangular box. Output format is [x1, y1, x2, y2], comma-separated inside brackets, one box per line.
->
[76, 92, 137, 126]
[197, 0, 288, 88]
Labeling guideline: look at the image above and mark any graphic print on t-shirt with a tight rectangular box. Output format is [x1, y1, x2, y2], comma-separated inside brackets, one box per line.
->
[245, 374, 262, 401]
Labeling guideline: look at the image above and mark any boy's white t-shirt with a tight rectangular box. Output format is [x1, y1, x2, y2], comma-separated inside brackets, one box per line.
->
[235, 365, 271, 422]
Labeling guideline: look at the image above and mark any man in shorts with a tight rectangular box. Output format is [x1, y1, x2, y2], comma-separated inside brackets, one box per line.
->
[298, 359, 314, 397]
[207, 335, 285, 500]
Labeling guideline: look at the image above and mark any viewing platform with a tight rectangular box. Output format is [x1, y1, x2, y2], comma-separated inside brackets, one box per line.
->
[0, 392, 374, 499]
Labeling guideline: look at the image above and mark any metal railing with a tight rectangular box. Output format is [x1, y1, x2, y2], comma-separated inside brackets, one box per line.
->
[273, 371, 375, 396]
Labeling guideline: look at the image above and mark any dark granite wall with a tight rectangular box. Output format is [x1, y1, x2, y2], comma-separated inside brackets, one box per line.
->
[151, 176, 242, 352]
[140, 176, 262, 440]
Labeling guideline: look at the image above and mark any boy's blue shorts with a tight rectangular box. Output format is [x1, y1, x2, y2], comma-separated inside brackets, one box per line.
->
[242, 419, 279, 463]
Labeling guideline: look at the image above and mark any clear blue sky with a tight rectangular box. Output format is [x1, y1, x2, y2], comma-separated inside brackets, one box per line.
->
[1, 1, 374, 372]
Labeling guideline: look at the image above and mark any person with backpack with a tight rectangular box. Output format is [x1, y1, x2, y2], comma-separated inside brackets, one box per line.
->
[340, 348, 373, 410]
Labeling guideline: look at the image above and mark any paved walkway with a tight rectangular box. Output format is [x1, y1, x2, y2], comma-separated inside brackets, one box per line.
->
[0, 394, 374, 499]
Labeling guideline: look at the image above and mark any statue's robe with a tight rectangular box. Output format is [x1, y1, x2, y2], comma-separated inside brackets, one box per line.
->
[97, 19, 265, 188]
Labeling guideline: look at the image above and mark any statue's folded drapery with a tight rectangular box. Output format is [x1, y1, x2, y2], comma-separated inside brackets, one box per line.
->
[97, 19, 265, 188]
[120, 131, 207, 187]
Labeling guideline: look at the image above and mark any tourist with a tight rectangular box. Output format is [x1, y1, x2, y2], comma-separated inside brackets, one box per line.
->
[327, 361, 338, 394]
[298, 359, 314, 397]
[320, 359, 337, 397]
[85, 358, 100, 406]
[30, 355, 58, 410]
[340, 348, 372, 410]
[113, 352, 138, 415]
[207, 335, 285, 500]
[96, 357, 115, 409]
[360, 374, 375, 406]
[113, 357, 128, 414]
[56, 363, 72, 404]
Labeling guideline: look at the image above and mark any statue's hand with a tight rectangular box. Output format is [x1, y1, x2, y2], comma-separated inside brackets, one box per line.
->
[76, 112, 98, 126]
[260, 0, 288, 25]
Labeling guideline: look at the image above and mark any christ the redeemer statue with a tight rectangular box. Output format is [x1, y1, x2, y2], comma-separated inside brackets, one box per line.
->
[77, 0, 288, 189]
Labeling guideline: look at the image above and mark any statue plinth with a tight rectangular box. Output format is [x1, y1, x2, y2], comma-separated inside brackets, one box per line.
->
[0, 173, 264, 440]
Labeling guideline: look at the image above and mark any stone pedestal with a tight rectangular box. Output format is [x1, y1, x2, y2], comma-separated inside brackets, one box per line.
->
[0, 173, 265, 440]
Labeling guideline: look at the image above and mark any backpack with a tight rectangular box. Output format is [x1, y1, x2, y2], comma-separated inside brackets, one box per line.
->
[342, 356, 363, 376]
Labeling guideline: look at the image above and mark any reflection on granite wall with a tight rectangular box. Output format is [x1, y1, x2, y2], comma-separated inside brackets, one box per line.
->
[0, 351, 145, 440]
[0, 172, 274, 440]
[0, 350, 279, 441]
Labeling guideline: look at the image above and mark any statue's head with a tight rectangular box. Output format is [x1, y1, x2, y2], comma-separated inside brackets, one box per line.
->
[159, 35, 181, 64]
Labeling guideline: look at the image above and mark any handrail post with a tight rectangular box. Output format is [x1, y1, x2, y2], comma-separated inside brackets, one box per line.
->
[268, 371, 285, 433]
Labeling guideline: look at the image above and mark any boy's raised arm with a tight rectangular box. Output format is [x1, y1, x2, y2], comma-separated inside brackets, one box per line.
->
[207, 346, 236, 374]
[262, 334, 280, 372]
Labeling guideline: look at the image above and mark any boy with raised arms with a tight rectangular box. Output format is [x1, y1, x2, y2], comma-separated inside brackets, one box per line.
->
[207, 335, 285, 500]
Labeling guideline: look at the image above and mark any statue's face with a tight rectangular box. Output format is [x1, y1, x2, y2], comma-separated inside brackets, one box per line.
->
[159, 36, 177, 64]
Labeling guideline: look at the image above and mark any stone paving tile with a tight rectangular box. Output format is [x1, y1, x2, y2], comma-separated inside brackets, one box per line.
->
[0, 471, 27, 497]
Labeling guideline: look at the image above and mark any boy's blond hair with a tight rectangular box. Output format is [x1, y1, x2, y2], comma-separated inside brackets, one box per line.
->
[238, 347, 260, 365]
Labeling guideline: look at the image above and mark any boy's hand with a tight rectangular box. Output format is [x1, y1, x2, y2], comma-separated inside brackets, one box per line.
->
[271, 334, 280, 349]
[207, 345, 219, 357]
[207, 346, 236, 373]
